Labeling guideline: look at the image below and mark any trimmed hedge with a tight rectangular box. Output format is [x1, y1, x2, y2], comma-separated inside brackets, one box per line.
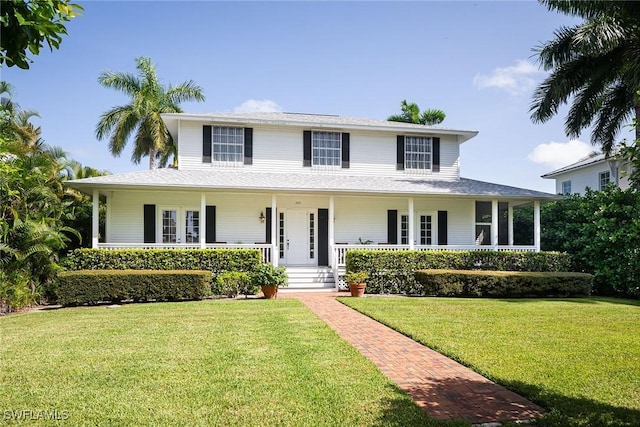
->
[414, 269, 593, 297]
[63, 248, 261, 273]
[345, 250, 571, 294]
[57, 270, 212, 305]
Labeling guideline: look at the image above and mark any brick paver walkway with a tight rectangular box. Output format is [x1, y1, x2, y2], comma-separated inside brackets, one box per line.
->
[287, 292, 544, 425]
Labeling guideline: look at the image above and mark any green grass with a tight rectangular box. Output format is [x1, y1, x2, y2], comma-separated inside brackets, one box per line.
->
[339, 296, 640, 427]
[0, 300, 466, 426]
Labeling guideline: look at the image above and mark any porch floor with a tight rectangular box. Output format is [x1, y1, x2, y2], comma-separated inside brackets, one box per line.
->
[285, 292, 544, 425]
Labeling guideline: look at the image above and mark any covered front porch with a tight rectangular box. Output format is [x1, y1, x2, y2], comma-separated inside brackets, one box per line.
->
[88, 189, 542, 289]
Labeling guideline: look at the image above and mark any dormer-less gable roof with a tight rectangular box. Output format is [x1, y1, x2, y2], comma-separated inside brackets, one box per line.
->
[541, 153, 607, 179]
[161, 112, 479, 144]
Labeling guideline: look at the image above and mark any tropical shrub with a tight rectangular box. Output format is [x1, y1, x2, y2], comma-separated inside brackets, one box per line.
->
[249, 264, 288, 288]
[57, 270, 211, 305]
[542, 187, 640, 297]
[414, 269, 593, 297]
[213, 271, 257, 298]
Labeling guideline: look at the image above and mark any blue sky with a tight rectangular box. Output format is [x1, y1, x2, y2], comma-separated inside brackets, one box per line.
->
[4, 0, 621, 192]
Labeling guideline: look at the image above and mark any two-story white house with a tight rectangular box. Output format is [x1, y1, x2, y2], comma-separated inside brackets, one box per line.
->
[542, 152, 632, 195]
[67, 112, 558, 289]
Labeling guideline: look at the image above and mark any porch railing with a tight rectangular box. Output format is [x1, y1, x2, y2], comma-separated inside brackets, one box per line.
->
[96, 243, 272, 264]
[332, 244, 537, 267]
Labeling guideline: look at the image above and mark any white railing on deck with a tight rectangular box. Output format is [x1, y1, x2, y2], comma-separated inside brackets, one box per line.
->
[332, 244, 537, 267]
[97, 243, 272, 264]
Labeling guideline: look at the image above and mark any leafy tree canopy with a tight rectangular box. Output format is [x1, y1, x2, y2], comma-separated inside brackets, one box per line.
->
[0, 0, 83, 69]
[531, 0, 640, 154]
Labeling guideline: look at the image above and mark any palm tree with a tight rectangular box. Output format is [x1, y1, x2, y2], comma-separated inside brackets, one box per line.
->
[388, 100, 446, 126]
[95, 57, 205, 169]
[530, 0, 640, 154]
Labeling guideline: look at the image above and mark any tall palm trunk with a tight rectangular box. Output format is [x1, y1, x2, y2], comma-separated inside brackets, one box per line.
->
[149, 147, 157, 170]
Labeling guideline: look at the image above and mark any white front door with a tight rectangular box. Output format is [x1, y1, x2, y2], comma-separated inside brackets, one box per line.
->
[285, 209, 313, 265]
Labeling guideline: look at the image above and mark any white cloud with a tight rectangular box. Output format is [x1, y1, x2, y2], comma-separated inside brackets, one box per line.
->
[233, 99, 283, 113]
[528, 139, 593, 169]
[473, 60, 543, 96]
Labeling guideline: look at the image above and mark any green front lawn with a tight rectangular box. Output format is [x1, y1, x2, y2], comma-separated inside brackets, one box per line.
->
[0, 300, 464, 426]
[339, 297, 640, 427]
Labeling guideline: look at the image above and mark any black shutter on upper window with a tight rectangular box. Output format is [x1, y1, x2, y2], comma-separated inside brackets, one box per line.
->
[203, 125, 212, 163]
[265, 207, 272, 244]
[396, 136, 405, 170]
[432, 137, 440, 172]
[143, 204, 156, 243]
[205, 205, 216, 243]
[303, 131, 312, 167]
[244, 128, 253, 165]
[341, 133, 350, 168]
[387, 210, 398, 244]
[437, 210, 448, 245]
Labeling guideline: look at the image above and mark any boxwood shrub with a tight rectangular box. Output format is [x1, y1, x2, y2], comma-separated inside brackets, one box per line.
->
[414, 269, 593, 297]
[57, 270, 212, 305]
[345, 250, 571, 294]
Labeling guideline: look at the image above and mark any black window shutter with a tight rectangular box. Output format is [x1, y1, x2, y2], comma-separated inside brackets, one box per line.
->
[341, 133, 350, 169]
[438, 210, 448, 245]
[205, 205, 216, 243]
[265, 207, 272, 244]
[244, 128, 253, 165]
[303, 131, 312, 167]
[432, 137, 440, 172]
[318, 209, 329, 266]
[143, 204, 156, 243]
[203, 125, 212, 163]
[396, 136, 405, 170]
[387, 210, 398, 244]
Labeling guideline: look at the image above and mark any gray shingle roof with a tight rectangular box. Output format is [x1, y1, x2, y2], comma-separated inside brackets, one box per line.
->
[541, 153, 606, 178]
[67, 168, 558, 200]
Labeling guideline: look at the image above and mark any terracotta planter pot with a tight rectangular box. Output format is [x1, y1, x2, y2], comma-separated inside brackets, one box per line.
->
[261, 285, 279, 299]
[348, 283, 366, 297]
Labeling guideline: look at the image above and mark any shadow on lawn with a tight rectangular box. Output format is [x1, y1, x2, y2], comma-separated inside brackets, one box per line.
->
[501, 379, 640, 427]
[496, 297, 640, 307]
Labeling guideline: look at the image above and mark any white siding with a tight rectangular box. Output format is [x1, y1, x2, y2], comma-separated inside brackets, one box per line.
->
[177, 120, 461, 180]
[107, 191, 477, 246]
[552, 162, 625, 195]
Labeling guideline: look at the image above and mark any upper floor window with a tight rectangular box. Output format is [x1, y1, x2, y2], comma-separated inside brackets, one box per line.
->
[561, 180, 571, 195]
[405, 136, 432, 170]
[312, 131, 341, 167]
[599, 171, 610, 190]
[213, 126, 244, 163]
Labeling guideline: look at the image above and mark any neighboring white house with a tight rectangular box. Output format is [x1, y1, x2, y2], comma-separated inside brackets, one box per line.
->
[67, 112, 558, 289]
[542, 152, 631, 195]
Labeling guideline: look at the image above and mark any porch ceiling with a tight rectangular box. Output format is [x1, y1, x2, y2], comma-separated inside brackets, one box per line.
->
[66, 168, 559, 202]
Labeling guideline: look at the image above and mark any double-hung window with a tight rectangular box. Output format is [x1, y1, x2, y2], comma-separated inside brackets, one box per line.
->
[561, 180, 571, 195]
[312, 131, 341, 167]
[213, 126, 244, 163]
[599, 171, 610, 190]
[405, 136, 432, 170]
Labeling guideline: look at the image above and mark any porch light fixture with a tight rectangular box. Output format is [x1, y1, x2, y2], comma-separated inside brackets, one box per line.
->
[259, 211, 266, 223]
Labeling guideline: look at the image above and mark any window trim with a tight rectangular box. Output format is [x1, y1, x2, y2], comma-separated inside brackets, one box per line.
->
[599, 171, 611, 191]
[404, 135, 433, 171]
[211, 125, 245, 165]
[474, 201, 492, 246]
[311, 130, 342, 168]
[561, 180, 571, 195]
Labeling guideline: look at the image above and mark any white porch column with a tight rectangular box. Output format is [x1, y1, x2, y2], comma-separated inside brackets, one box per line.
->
[491, 199, 498, 248]
[329, 195, 335, 267]
[271, 194, 278, 266]
[92, 189, 99, 248]
[408, 197, 414, 250]
[200, 192, 206, 249]
[508, 203, 514, 246]
[534, 200, 541, 252]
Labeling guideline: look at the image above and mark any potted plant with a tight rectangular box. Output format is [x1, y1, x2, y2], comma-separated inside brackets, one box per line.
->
[345, 271, 368, 297]
[250, 264, 288, 299]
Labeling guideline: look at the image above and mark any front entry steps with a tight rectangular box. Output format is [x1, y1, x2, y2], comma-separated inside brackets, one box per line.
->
[280, 266, 336, 293]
